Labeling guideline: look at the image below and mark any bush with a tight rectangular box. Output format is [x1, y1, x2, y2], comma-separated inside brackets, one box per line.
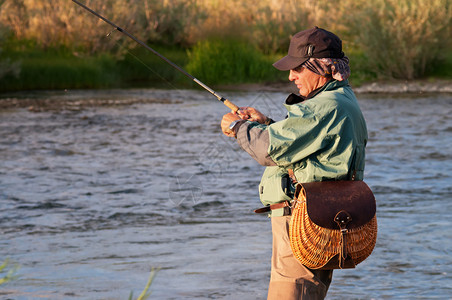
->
[0, 25, 20, 80]
[1, 0, 452, 83]
[186, 39, 282, 85]
[0, 48, 120, 91]
[342, 0, 452, 79]
[0, 0, 205, 56]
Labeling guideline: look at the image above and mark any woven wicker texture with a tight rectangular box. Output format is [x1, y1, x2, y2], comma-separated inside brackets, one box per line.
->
[289, 188, 378, 269]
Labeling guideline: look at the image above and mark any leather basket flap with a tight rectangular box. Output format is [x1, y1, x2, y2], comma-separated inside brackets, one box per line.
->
[301, 181, 376, 230]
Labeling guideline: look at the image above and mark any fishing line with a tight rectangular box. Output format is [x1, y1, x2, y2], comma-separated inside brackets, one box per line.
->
[124, 49, 180, 91]
[106, 29, 115, 38]
[72, 0, 239, 112]
[104, 29, 181, 92]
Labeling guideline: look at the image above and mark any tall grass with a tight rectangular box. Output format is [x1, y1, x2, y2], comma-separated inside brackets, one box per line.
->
[0, 0, 314, 55]
[0, 47, 120, 91]
[0, 44, 192, 91]
[0, 24, 20, 80]
[340, 0, 452, 79]
[1, 0, 452, 84]
[186, 39, 283, 84]
[117, 44, 189, 88]
[129, 268, 159, 300]
[0, 0, 206, 55]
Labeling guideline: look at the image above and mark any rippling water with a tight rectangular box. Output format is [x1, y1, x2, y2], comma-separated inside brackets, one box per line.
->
[1, 89, 451, 299]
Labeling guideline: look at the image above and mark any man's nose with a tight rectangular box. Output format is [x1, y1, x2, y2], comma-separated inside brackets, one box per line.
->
[288, 70, 296, 81]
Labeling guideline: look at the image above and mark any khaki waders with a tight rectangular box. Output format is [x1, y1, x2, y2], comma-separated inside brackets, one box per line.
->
[268, 216, 333, 300]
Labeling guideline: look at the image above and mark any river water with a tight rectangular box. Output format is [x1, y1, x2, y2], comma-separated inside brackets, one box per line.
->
[0, 89, 451, 299]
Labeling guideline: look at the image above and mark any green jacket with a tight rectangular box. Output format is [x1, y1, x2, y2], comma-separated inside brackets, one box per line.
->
[235, 80, 368, 216]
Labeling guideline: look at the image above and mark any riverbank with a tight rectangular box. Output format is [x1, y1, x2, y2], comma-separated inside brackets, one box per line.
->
[354, 79, 452, 94]
[218, 79, 452, 94]
[1, 79, 452, 112]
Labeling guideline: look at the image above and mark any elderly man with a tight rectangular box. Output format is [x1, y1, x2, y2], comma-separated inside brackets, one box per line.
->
[221, 27, 368, 299]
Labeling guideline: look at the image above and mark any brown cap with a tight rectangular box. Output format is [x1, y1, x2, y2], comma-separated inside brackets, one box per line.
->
[273, 27, 345, 71]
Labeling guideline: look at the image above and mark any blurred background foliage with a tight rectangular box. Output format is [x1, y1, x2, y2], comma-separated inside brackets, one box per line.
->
[0, 0, 452, 91]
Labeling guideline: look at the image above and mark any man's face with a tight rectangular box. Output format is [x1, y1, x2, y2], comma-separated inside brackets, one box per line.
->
[289, 67, 328, 97]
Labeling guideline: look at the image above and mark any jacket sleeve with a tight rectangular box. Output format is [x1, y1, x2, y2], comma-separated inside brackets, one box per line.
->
[235, 121, 277, 166]
[234, 104, 340, 168]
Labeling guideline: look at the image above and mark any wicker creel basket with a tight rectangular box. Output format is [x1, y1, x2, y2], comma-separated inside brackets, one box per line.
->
[289, 181, 378, 270]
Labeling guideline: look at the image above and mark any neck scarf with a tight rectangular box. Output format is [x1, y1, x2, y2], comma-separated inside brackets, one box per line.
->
[303, 56, 351, 81]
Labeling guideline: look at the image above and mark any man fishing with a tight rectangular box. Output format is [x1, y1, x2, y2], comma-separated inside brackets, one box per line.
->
[71, 2, 370, 296]
[221, 27, 368, 299]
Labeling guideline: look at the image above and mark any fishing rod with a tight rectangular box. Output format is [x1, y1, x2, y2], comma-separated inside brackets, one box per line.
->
[72, 0, 239, 113]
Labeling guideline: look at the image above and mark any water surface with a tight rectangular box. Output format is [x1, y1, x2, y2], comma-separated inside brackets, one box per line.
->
[1, 89, 451, 299]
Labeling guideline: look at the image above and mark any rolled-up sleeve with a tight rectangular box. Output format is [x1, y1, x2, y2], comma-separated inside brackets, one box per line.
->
[232, 101, 339, 168]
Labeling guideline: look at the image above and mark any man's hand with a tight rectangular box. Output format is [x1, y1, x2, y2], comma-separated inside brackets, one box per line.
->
[221, 112, 241, 137]
[237, 107, 268, 124]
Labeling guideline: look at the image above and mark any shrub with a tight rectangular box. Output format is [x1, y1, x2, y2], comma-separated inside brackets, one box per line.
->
[0, 0, 204, 55]
[1, 0, 452, 81]
[342, 0, 452, 79]
[186, 38, 280, 85]
[0, 25, 20, 80]
[0, 48, 119, 91]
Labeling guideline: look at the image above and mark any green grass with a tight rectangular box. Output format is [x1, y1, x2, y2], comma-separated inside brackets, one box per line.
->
[0, 259, 19, 285]
[0, 41, 286, 92]
[1, 39, 452, 93]
[346, 48, 379, 87]
[425, 52, 452, 79]
[0, 46, 189, 92]
[128, 267, 159, 300]
[0, 48, 120, 91]
[186, 38, 286, 85]
[116, 44, 191, 88]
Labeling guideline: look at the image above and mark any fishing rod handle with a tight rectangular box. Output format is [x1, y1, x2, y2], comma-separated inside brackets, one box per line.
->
[222, 98, 239, 113]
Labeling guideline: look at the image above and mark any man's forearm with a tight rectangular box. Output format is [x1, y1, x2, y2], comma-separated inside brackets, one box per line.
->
[235, 122, 277, 166]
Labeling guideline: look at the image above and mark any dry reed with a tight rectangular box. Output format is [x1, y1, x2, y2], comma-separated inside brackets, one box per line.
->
[1, 0, 451, 79]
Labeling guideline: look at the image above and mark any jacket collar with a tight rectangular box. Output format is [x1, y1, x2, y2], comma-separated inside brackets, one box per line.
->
[285, 79, 349, 105]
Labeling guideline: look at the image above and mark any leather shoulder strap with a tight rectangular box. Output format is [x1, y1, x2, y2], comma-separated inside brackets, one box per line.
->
[287, 169, 298, 184]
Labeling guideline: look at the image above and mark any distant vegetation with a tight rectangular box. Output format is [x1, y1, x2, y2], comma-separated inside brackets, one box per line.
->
[1, 0, 452, 91]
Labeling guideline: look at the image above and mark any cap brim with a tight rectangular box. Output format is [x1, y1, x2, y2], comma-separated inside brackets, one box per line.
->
[273, 55, 308, 71]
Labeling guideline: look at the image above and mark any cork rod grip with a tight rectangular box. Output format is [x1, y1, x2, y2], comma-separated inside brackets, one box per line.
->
[223, 99, 239, 113]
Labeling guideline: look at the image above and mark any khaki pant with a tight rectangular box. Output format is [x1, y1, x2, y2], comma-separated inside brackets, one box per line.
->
[268, 216, 333, 300]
